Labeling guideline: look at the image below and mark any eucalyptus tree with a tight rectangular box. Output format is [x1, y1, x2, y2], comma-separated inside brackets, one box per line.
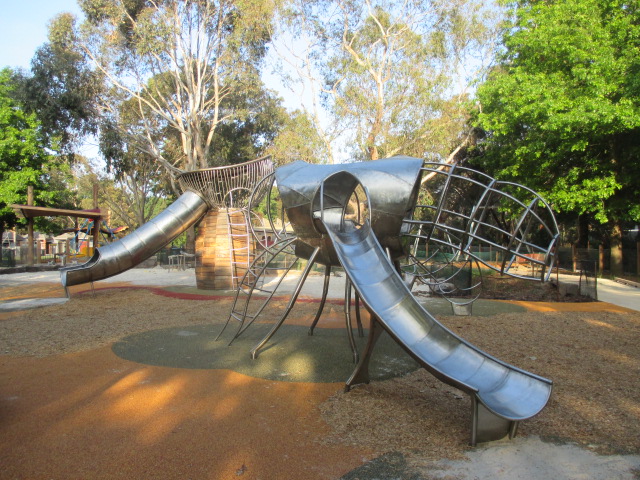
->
[272, 0, 502, 163]
[264, 110, 327, 164]
[73, 155, 168, 231]
[74, 0, 278, 174]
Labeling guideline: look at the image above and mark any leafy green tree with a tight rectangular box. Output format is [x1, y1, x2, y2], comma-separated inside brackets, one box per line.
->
[0, 68, 69, 257]
[14, 13, 102, 159]
[73, 157, 168, 231]
[473, 0, 640, 273]
[206, 84, 288, 167]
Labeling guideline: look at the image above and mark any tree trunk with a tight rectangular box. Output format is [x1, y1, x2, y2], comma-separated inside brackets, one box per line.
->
[0, 225, 4, 266]
[576, 214, 589, 248]
[609, 220, 623, 276]
[599, 244, 604, 275]
[27, 186, 34, 266]
[636, 238, 639, 277]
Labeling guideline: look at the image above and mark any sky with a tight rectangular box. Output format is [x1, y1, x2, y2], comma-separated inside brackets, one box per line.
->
[0, 0, 84, 71]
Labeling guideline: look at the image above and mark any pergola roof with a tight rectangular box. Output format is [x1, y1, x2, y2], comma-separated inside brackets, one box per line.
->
[11, 205, 105, 220]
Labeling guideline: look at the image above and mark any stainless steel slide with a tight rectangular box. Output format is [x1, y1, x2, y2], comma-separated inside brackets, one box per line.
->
[324, 218, 553, 445]
[61, 191, 208, 288]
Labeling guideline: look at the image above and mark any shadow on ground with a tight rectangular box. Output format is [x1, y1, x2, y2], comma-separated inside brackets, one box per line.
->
[113, 324, 419, 383]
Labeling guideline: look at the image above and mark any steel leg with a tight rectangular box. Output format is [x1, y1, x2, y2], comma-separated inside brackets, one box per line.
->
[470, 397, 518, 446]
[308, 265, 331, 335]
[345, 314, 384, 392]
[344, 277, 359, 363]
[250, 247, 320, 359]
[354, 290, 364, 337]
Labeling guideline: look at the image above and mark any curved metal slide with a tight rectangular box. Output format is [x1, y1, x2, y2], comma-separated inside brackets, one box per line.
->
[61, 191, 208, 288]
[324, 218, 553, 445]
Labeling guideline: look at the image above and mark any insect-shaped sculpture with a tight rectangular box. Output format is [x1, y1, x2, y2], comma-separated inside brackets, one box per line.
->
[216, 156, 559, 445]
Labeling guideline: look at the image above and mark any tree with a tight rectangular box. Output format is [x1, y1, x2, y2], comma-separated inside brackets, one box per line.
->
[73, 157, 168, 231]
[0, 68, 69, 258]
[273, 0, 502, 162]
[205, 83, 289, 166]
[14, 12, 102, 160]
[265, 110, 327, 164]
[72, 0, 278, 174]
[473, 0, 640, 274]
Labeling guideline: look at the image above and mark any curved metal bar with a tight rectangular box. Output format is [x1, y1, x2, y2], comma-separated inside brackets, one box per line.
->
[344, 276, 359, 363]
[354, 290, 364, 337]
[250, 247, 321, 359]
[232, 239, 298, 341]
[247, 171, 293, 250]
[308, 265, 332, 336]
[405, 252, 483, 308]
[215, 237, 296, 343]
[463, 178, 498, 252]
[404, 226, 551, 280]
[425, 162, 458, 244]
[501, 198, 542, 274]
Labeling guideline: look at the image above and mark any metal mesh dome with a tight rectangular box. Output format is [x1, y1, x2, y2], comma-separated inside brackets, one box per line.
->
[176, 156, 274, 209]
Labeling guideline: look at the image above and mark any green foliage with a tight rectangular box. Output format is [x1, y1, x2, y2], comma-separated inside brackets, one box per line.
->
[206, 84, 289, 167]
[474, 0, 640, 224]
[264, 110, 327, 164]
[14, 13, 101, 158]
[0, 68, 67, 234]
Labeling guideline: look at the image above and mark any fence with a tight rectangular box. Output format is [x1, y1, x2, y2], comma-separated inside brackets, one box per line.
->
[3, 240, 637, 279]
[1, 246, 60, 267]
[555, 246, 638, 277]
[412, 245, 638, 278]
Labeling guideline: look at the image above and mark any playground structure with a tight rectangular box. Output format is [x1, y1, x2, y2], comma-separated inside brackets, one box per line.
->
[11, 183, 128, 264]
[216, 156, 559, 445]
[56, 155, 559, 445]
[63, 219, 128, 257]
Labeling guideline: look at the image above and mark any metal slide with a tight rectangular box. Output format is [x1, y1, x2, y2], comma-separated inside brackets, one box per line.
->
[61, 191, 208, 288]
[323, 218, 553, 445]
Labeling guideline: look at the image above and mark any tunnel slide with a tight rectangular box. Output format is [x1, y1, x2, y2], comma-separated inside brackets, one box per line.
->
[61, 191, 208, 288]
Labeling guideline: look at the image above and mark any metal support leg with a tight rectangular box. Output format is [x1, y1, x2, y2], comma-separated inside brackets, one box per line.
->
[250, 247, 320, 359]
[344, 277, 359, 363]
[345, 314, 384, 392]
[308, 265, 331, 336]
[470, 397, 519, 446]
[354, 291, 364, 337]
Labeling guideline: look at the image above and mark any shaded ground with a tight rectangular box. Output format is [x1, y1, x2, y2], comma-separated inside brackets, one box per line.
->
[479, 274, 593, 302]
[0, 281, 639, 479]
